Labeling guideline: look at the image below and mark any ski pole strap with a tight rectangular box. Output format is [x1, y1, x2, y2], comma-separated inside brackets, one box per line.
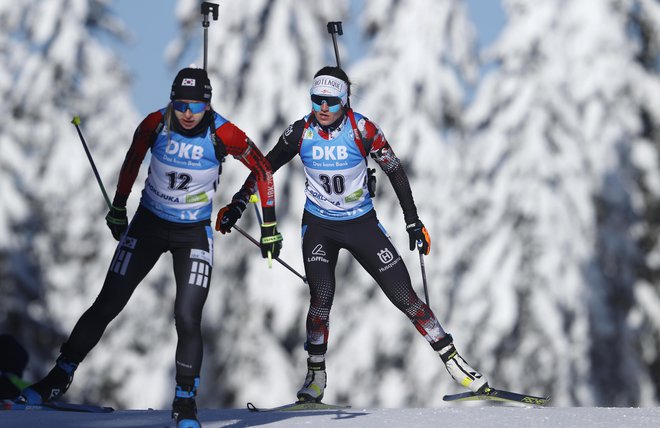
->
[261, 235, 282, 244]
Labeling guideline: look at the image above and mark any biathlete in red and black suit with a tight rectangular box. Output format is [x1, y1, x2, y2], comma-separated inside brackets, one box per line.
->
[19, 67, 282, 427]
[217, 66, 489, 403]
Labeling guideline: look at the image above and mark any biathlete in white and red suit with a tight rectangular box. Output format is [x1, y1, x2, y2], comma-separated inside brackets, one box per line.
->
[217, 66, 489, 403]
[20, 67, 282, 427]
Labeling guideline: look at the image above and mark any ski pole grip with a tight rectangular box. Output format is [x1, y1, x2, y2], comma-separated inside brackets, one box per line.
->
[326, 22, 343, 69]
[327, 21, 343, 35]
[201, 2, 219, 24]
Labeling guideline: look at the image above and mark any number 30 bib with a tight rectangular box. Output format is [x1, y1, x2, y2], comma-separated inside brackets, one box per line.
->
[299, 115, 374, 220]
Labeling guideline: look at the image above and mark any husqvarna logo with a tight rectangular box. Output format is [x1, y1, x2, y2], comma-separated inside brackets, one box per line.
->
[312, 146, 348, 160]
[377, 248, 394, 264]
[377, 248, 401, 273]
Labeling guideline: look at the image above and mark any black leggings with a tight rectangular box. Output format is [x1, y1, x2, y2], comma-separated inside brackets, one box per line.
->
[301, 210, 446, 350]
[61, 206, 212, 383]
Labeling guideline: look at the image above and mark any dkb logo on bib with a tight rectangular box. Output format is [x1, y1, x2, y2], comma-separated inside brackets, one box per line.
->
[166, 140, 204, 160]
[312, 146, 348, 161]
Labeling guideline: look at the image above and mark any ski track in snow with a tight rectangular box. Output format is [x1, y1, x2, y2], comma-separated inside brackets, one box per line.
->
[2, 406, 660, 427]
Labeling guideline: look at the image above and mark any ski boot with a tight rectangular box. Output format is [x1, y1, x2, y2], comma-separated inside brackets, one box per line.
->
[172, 379, 200, 428]
[18, 355, 78, 404]
[436, 334, 489, 393]
[296, 357, 327, 403]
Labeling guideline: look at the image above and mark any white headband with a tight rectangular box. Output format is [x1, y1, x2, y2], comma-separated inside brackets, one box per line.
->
[310, 75, 348, 106]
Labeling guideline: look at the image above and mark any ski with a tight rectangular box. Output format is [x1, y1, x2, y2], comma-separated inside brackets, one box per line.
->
[1, 399, 114, 413]
[247, 400, 351, 412]
[443, 388, 550, 406]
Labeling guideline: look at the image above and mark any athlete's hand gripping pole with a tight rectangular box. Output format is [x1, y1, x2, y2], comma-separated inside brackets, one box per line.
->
[71, 116, 128, 240]
[232, 225, 306, 283]
[260, 222, 283, 265]
[407, 220, 431, 306]
[248, 194, 283, 268]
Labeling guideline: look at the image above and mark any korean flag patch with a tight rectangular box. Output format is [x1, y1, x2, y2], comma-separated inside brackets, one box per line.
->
[182, 78, 196, 86]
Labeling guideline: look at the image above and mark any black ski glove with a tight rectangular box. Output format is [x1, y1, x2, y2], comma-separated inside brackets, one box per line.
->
[406, 220, 431, 255]
[105, 205, 128, 241]
[215, 202, 245, 234]
[260, 222, 283, 260]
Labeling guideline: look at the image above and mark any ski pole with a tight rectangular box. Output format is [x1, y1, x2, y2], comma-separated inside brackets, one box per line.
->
[201, 2, 219, 70]
[232, 224, 307, 284]
[418, 242, 430, 306]
[250, 194, 263, 225]
[71, 116, 112, 210]
[326, 22, 343, 69]
[326, 21, 350, 109]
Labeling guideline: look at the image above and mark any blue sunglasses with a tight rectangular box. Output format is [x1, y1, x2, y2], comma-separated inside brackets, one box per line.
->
[311, 94, 342, 113]
[172, 101, 208, 114]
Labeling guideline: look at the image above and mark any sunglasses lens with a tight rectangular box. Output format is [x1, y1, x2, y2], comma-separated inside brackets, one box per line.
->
[172, 101, 187, 112]
[311, 95, 343, 113]
[188, 102, 207, 114]
[173, 101, 207, 114]
[311, 94, 342, 106]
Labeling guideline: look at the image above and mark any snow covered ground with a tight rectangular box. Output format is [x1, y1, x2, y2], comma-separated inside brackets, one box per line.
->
[2, 406, 660, 428]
